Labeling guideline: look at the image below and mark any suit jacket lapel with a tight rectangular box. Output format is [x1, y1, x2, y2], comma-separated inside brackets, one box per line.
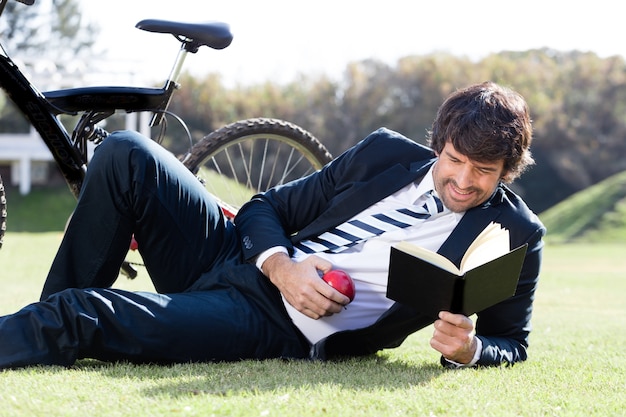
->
[313, 183, 509, 359]
[295, 160, 435, 241]
[437, 187, 505, 268]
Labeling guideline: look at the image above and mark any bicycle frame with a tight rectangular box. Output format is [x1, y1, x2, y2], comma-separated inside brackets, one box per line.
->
[0, 51, 85, 197]
[0, 46, 183, 197]
[0, 0, 232, 199]
[0, 0, 85, 196]
[0, 1, 331, 278]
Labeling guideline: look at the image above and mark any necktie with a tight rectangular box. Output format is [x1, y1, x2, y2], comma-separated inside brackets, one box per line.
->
[294, 190, 444, 254]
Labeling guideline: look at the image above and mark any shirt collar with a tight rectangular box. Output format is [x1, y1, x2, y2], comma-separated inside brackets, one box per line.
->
[416, 163, 465, 219]
[415, 164, 436, 199]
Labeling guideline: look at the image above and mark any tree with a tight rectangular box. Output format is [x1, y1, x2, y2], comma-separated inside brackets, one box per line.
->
[0, 0, 98, 76]
[0, 0, 98, 131]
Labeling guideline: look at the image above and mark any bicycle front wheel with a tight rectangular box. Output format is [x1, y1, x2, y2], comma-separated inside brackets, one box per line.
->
[181, 118, 332, 215]
[0, 173, 6, 249]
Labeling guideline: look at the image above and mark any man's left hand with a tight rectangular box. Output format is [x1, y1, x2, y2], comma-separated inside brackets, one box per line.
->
[430, 311, 477, 364]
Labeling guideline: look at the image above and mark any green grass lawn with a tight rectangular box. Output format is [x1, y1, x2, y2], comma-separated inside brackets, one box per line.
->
[0, 234, 624, 416]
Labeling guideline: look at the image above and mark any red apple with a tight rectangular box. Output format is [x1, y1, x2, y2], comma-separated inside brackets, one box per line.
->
[129, 235, 139, 251]
[322, 270, 356, 302]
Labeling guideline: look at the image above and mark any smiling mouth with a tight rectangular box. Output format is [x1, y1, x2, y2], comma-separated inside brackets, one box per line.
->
[448, 182, 475, 198]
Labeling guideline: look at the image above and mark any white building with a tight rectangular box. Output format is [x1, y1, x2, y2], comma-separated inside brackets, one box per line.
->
[0, 58, 153, 194]
[0, 112, 151, 195]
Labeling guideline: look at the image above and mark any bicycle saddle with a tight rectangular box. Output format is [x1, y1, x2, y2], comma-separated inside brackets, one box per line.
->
[136, 19, 233, 52]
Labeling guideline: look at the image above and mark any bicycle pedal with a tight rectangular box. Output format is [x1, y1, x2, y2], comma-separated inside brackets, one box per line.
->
[120, 261, 138, 280]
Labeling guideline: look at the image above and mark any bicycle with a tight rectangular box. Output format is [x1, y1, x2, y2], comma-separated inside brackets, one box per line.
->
[0, 0, 333, 264]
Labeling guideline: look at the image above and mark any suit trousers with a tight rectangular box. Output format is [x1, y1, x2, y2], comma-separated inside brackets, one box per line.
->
[0, 131, 309, 369]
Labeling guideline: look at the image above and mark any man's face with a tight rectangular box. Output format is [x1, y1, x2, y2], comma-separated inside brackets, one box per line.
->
[433, 142, 506, 213]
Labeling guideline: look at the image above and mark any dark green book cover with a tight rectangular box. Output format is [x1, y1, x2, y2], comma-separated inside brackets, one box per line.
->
[386, 244, 527, 319]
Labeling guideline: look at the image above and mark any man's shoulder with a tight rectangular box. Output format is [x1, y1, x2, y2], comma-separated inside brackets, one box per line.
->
[354, 128, 435, 159]
[362, 127, 430, 147]
[492, 184, 546, 239]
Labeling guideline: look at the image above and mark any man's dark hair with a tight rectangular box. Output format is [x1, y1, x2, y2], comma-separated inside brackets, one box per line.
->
[427, 81, 534, 183]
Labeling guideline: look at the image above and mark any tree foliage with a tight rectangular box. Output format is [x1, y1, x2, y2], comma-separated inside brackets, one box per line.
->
[0, 0, 98, 69]
[0, 0, 98, 132]
[1, 1, 624, 212]
[168, 49, 626, 212]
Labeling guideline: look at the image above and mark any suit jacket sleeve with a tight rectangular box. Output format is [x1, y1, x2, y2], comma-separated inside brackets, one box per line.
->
[235, 127, 546, 368]
[437, 185, 546, 367]
[473, 216, 545, 367]
[234, 128, 435, 261]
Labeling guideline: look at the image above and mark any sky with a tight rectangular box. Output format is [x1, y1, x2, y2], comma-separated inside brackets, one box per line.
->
[78, 0, 625, 87]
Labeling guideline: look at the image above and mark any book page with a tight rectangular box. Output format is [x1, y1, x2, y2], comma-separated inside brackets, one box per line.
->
[394, 241, 460, 275]
[460, 222, 510, 272]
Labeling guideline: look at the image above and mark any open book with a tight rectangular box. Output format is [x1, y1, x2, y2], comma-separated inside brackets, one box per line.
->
[386, 222, 527, 318]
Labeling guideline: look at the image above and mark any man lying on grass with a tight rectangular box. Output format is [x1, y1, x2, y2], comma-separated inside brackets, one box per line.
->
[0, 82, 545, 369]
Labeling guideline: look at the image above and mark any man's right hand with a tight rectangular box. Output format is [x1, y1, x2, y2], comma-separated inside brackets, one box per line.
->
[261, 252, 350, 319]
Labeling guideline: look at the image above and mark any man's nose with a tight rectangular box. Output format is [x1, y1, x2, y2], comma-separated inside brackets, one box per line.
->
[454, 165, 475, 188]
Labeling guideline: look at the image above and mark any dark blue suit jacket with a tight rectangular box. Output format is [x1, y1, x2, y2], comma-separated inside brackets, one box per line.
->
[236, 128, 546, 366]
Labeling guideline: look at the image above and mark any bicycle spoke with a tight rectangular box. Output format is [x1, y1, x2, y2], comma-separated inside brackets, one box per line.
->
[184, 118, 333, 213]
[280, 148, 304, 185]
[257, 139, 270, 192]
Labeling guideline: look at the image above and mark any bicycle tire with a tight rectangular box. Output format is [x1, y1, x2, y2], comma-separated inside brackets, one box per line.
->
[181, 118, 332, 216]
[0, 173, 6, 250]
